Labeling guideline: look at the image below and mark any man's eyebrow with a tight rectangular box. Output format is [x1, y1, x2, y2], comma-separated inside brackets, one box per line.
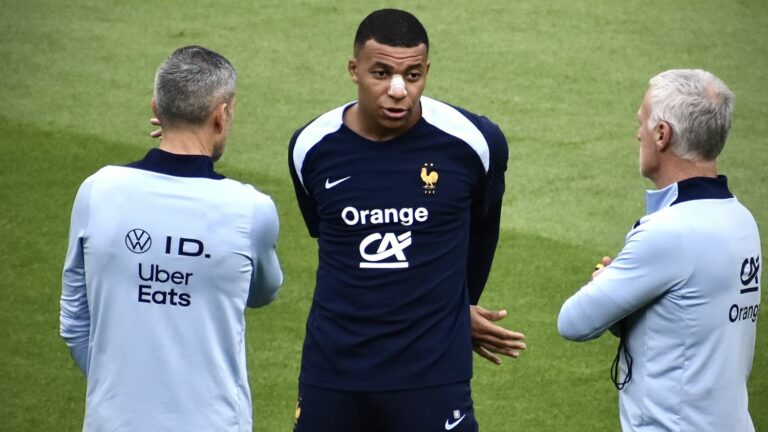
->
[404, 62, 426, 70]
[370, 60, 425, 70]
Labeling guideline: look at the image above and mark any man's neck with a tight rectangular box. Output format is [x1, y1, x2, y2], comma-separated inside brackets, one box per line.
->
[159, 129, 213, 157]
[652, 158, 718, 189]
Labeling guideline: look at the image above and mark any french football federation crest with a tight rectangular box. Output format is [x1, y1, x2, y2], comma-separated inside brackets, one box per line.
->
[420, 163, 438, 194]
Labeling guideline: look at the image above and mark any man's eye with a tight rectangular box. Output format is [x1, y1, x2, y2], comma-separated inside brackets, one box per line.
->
[407, 72, 421, 81]
[372, 70, 387, 78]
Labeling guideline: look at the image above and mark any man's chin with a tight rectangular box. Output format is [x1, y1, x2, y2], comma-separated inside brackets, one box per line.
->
[379, 113, 414, 130]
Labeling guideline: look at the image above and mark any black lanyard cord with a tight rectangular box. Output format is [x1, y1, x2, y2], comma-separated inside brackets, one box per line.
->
[611, 336, 633, 390]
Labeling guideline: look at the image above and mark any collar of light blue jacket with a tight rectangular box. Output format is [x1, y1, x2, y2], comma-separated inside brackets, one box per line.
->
[645, 175, 732, 215]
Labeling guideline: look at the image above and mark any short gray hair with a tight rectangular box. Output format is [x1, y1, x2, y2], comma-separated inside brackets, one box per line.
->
[154, 45, 237, 127]
[647, 69, 734, 161]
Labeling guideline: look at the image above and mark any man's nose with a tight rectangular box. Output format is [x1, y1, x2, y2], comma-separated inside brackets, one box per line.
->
[388, 75, 408, 99]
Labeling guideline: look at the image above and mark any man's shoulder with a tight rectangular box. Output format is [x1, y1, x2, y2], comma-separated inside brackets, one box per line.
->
[208, 178, 276, 214]
[80, 164, 131, 187]
[290, 102, 357, 178]
[421, 97, 504, 138]
[420, 96, 507, 173]
[236, 182, 274, 208]
[420, 96, 507, 159]
[291, 102, 353, 147]
[87, 164, 269, 202]
[627, 208, 698, 265]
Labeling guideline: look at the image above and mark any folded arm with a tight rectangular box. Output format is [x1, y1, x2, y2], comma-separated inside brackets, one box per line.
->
[246, 197, 283, 308]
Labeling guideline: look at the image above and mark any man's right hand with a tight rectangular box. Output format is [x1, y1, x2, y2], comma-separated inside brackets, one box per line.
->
[592, 256, 613, 279]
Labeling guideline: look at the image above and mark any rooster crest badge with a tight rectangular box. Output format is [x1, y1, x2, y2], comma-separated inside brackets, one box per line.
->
[420, 163, 438, 194]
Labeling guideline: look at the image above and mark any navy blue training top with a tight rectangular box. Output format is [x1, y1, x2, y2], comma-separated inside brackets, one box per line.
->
[289, 96, 508, 391]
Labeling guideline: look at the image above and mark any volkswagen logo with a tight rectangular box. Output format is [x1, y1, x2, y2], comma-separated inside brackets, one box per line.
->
[125, 229, 152, 254]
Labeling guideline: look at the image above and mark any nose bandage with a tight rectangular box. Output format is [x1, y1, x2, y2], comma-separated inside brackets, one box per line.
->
[388, 75, 407, 97]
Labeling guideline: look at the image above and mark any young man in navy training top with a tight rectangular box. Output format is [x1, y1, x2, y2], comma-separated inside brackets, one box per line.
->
[61, 46, 283, 431]
[558, 69, 761, 431]
[289, 9, 526, 432]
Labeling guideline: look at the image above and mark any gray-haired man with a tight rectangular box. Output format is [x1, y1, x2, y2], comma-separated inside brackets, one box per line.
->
[60, 45, 283, 431]
[559, 69, 761, 431]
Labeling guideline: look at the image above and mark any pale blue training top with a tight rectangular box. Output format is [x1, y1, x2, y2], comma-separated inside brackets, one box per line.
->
[559, 176, 761, 432]
[60, 149, 283, 432]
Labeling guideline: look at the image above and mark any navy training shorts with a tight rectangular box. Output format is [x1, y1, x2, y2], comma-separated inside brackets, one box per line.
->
[293, 380, 478, 432]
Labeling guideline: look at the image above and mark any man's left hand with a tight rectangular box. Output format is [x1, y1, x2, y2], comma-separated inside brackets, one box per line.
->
[471, 305, 526, 365]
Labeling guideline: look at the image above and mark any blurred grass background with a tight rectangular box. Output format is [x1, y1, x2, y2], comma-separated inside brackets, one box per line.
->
[1, 0, 766, 430]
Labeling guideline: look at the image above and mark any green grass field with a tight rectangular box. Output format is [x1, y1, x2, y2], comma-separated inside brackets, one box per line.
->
[1, 0, 766, 430]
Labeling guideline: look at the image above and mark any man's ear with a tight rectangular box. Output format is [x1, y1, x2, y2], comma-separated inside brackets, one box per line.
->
[212, 102, 228, 133]
[655, 121, 672, 152]
[151, 98, 159, 117]
[348, 58, 359, 83]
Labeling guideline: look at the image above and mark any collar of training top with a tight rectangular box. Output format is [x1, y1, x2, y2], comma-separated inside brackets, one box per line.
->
[645, 175, 732, 214]
[125, 148, 225, 179]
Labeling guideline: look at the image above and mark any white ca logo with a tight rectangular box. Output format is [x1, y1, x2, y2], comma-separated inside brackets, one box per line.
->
[359, 231, 412, 269]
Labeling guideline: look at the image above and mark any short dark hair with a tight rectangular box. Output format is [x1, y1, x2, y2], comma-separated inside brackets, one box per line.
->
[154, 45, 236, 127]
[353, 9, 429, 57]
